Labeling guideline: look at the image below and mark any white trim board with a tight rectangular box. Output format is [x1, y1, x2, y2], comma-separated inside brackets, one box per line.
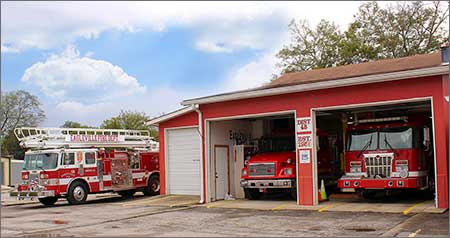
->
[148, 106, 195, 125]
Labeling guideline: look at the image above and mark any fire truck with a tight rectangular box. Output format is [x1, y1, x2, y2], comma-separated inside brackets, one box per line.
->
[337, 116, 433, 198]
[240, 132, 337, 200]
[10, 127, 160, 206]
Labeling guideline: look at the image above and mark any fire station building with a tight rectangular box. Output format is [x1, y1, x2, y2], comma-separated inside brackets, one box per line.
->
[149, 47, 449, 209]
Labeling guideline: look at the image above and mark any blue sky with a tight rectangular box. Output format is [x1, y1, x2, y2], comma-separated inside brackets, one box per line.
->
[1, 1, 365, 127]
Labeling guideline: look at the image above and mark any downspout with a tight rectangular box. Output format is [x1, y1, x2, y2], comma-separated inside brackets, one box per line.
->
[193, 104, 205, 204]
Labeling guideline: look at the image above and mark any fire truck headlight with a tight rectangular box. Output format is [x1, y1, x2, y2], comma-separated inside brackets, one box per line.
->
[284, 168, 293, 175]
[241, 169, 247, 177]
[287, 158, 293, 164]
[350, 161, 362, 173]
[395, 160, 409, 178]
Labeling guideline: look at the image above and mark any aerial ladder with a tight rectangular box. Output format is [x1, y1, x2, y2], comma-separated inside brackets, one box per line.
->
[14, 127, 159, 151]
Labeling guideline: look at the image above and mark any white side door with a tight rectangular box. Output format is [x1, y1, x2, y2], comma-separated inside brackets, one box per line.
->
[215, 146, 229, 200]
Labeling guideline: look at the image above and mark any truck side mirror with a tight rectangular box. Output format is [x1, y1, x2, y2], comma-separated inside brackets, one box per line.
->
[423, 127, 430, 150]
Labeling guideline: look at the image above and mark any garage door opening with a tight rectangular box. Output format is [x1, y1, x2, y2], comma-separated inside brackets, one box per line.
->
[314, 99, 436, 205]
[207, 112, 296, 202]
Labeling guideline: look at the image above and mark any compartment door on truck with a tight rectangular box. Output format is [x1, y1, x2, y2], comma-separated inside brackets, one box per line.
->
[167, 127, 201, 195]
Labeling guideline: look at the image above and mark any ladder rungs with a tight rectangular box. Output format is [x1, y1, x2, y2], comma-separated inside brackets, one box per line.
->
[14, 127, 157, 150]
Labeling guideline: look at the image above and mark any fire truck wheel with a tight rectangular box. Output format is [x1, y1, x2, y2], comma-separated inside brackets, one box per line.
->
[143, 174, 160, 196]
[118, 190, 136, 198]
[244, 188, 261, 200]
[290, 189, 297, 200]
[38, 197, 58, 206]
[67, 181, 88, 205]
[360, 190, 376, 199]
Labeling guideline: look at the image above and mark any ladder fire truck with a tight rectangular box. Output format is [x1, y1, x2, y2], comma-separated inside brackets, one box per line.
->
[10, 127, 160, 206]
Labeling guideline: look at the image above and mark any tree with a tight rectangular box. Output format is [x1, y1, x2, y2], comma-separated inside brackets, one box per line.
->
[61, 121, 93, 128]
[1, 131, 24, 160]
[1, 90, 45, 136]
[0, 90, 45, 159]
[276, 1, 449, 74]
[101, 110, 158, 141]
[276, 19, 342, 73]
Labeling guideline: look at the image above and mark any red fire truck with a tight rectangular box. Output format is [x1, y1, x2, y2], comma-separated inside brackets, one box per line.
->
[337, 116, 433, 198]
[240, 132, 337, 200]
[10, 127, 160, 206]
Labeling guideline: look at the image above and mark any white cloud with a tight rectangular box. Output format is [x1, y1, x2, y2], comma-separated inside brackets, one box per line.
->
[42, 86, 193, 127]
[223, 53, 279, 92]
[1, 45, 19, 53]
[194, 41, 233, 53]
[21, 45, 146, 103]
[1, 1, 363, 53]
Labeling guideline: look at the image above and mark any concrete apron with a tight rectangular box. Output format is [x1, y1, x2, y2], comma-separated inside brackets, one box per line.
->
[120, 195, 201, 208]
[202, 199, 447, 215]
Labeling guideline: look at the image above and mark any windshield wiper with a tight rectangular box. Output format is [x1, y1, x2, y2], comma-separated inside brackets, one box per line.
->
[37, 166, 46, 172]
[383, 134, 399, 157]
[357, 135, 373, 158]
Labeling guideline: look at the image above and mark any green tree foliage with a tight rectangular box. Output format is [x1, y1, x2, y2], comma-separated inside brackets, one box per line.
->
[277, 1, 449, 74]
[0, 90, 45, 159]
[1, 131, 24, 160]
[277, 20, 342, 72]
[101, 110, 159, 141]
[0, 90, 45, 136]
[61, 121, 93, 128]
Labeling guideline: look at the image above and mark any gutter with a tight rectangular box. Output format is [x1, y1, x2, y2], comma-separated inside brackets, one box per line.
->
[182, 65, 448, 106]
[193, 104, 205, 204]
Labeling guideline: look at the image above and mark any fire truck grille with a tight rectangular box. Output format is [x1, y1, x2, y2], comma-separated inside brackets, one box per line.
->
[248, 163, 275, 176]
[28, 173, 40, 187]
[364, 153, 394, 178]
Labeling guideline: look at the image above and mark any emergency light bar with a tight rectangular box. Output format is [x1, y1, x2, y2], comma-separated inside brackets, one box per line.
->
[352, 116, 408, 124]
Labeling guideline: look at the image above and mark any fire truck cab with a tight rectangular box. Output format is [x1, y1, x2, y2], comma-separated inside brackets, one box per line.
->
[10, 127, 160, 206]
[337, 116, 433, 198]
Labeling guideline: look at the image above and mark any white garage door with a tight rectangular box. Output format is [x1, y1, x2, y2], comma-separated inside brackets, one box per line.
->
[167, 127, 201, 195]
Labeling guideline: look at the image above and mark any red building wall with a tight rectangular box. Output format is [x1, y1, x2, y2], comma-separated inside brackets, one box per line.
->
[159, 75, 449, 208]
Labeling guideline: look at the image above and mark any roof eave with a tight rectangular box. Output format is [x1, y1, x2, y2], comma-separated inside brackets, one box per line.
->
[182, 65, 448, 106]
[147, 106, 195, 125]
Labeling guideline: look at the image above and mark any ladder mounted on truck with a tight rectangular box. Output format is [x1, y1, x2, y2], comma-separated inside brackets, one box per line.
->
[14, 127, 159, 151]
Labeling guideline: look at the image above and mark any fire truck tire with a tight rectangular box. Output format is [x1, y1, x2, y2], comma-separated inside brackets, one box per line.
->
[118, 190, 136, 198]
[67, 181, 88, 205]
[38, 197, 58, 206]
[360, 190, 376, 199]
[143, 174, 160, 196]
[244, 188, 261, 200]
[290, 189, 297, 200]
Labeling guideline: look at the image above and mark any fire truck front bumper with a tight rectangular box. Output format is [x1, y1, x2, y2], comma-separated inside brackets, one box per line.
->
[10, 190, 56, 200]
[338, 176, 426, 192]
[240, 179, 295, 189]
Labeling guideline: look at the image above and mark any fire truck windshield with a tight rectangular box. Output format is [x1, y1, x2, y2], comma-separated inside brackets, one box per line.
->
[347, 130, 378, 151]
[347, 127, 415, 151]
[23, 153, 58, 170]
[379, 127, 414, 149]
